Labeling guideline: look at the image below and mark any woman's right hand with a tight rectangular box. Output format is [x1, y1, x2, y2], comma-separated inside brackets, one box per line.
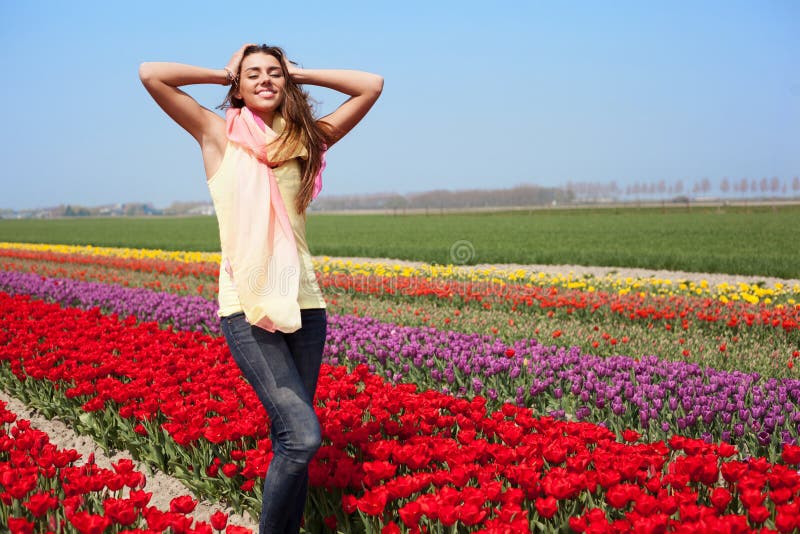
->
[225, 43, 257, 83]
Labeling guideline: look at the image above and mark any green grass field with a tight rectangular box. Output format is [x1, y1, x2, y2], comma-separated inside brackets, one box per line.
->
[1, 205, 798, 278]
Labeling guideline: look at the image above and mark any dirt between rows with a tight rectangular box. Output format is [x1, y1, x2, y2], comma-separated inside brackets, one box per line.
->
[0, 390, 259, 532]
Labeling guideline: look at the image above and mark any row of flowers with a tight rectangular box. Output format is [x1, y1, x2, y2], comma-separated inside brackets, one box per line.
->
[0, 400, 248, 534]
[3, 245, 797, 341]
[0, 273, 798, 456]
[2, 293, 800, 532]
[0, 270, 218, 334]
[3, 241, 798, 303]
[0, 242, 219, 265]
[0, 247, 218, 280]
[0, 255, 219, 302]
[330, 292, 799, 377]
[2, 250, 799, 377]
[314, 272, 800, 339]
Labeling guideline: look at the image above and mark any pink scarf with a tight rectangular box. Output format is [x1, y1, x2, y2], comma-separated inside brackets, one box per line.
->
[222, 106, 325, 333]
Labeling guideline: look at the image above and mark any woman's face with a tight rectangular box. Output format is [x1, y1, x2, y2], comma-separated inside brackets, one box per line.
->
[235, 52, 287, 114]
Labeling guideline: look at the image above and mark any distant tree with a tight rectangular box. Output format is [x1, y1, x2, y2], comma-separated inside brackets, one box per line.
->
[770, 176, 780, 195]
[720, 177, 730, 194]
[657, 180, 666, 196]
[700, 177, 711, 194]
[384, 194, 408, 215]
[760, 177, 769, 193]
[674, 180, 684, 195]
[768, 176, 781, 211]
[587, 182, 598, 200]
[739, 178, 749, 197]
[793, 176, 800, 196]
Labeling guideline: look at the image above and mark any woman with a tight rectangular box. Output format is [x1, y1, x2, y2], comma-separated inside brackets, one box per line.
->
[139, 44, 382, 533]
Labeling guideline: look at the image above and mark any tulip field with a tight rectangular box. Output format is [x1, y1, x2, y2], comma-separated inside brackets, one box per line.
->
[0, 399, 246, 534]
[1, 237, 800, 533]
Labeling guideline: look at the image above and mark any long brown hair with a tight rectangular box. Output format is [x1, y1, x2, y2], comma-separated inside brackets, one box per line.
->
[220, 45, 332, 215]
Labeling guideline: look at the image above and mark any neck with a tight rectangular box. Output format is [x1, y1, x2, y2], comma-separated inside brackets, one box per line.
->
[249, 108, 276, 130]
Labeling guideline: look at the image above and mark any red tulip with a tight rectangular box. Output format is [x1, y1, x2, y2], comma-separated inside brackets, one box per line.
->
[710, 487, 732, 511]
[67, 510, 112, 534]
[210, 510, 228, 530]
[23, 491, 58, 517]
[103, 497, 138, 526]
[781, 444, 800, 465]
[169, 495, 198, 514]
[8, 517, 34, 534]
[535, 496, 558, 518]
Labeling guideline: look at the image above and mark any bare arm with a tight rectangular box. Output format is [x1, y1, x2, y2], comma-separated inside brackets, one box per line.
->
[290, 67, 383, 147]
[139, 45, 254, 178]
[138, 62, 228, 144]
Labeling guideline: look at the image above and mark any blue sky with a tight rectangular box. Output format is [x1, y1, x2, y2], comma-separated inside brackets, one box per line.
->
[0, 0, 797, 209]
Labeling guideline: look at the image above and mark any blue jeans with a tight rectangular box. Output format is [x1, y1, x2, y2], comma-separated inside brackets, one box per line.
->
[220, 308, 327, 534]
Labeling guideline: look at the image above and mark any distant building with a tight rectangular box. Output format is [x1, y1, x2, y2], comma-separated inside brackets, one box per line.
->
[187, 204, 215, 216]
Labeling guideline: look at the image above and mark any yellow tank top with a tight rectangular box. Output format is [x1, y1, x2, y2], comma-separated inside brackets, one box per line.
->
[207, 142, 326, 317]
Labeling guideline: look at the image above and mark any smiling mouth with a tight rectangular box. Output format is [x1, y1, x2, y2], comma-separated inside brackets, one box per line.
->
[257, 89, 277, 97]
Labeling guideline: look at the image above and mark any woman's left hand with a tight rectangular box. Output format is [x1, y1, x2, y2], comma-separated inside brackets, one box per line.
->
[284, 57, 301, 81]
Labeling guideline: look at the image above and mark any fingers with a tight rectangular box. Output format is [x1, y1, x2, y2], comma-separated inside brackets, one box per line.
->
[231, 43, 256, 61]
[226, 43, 257, 74]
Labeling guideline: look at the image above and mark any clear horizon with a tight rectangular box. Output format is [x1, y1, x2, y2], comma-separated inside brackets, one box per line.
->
[1, 0, 798, 211]
[8, 178, 800, 213]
